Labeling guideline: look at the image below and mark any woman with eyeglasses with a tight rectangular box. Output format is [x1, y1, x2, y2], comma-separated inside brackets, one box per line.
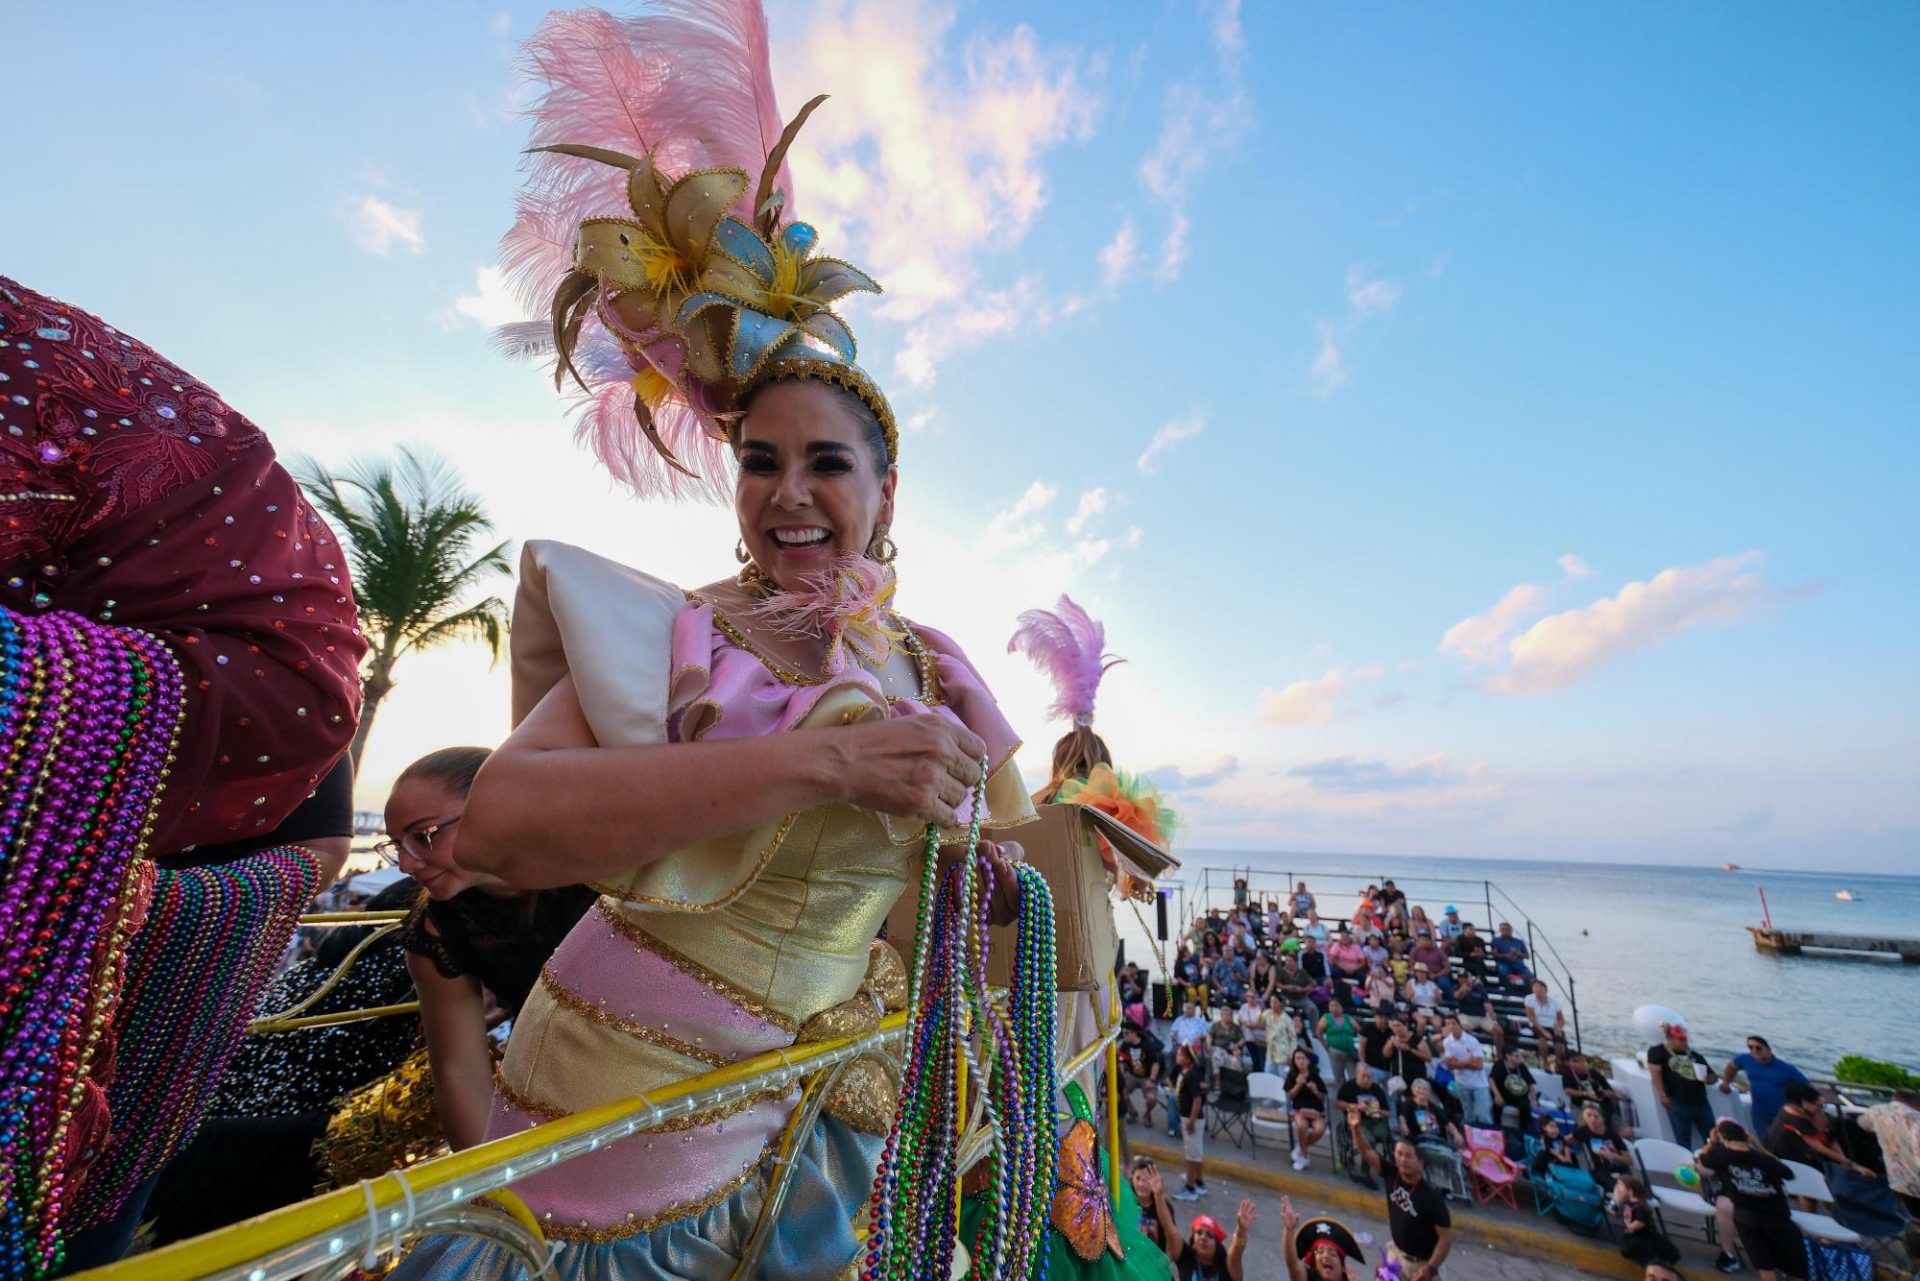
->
[384, 747, 595, 1149]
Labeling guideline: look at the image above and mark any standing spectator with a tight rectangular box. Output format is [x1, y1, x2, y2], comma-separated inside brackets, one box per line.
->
[1436, 905, 1466, 942]
[1453, 923, 1490, 980]
[1151, 1192, 1254, 1281]
[1859, 1088, 1920, 1217]
[1561, 1052, 1622, 1130]
[1266, 994, 1300, 1071]
[1613, 1176, 1682, 1271]
[1768, 1083, 1876, 1179]
[1409, 932, 1452, 983]
[1361, 1004, 1397, 1076]
[1385, 1018, 1434, 1095]
[1130, 1157, 1171, 1252]
[1319, 998, 1360, 1088]
[1648, 1023, 1717, 1146]
[1337, 1062, 1394, 1190]
[1174, 1044, 1210, 1201]
[1284, 1047, 1330, 1172]
[1718, 1035, 1809, 1140]
[1234, 989, 1270, 1073]
[1292, 881, 1317, 918]
[1439, 1014, 1494, 1127]
[1279, 1198, 1367, 1281]
[1120, 1022, 1165, 1128]
[1449, 970, 1504, 1054]
[1522, 979, 1568, 1061]
[1696, 1119, 1807, 1281]
[1355, 1136, 1453, 1280]
[1492, 1044, 1539, 1133]
[1489, 922, 1533, 988]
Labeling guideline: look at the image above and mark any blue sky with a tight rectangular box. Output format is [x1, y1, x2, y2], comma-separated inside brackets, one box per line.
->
[5, 1, 1915, 870]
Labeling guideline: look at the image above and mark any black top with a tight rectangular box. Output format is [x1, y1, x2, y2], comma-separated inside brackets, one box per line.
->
[1386, 1043, 1429, 1085]
[1764, 1112, 1822, 1166]
[1494, 1060, 1536, 1105]
[1404, 1092, 1459, 1144]
[1647, 1044, 1712, 1105]
[1177, 1062, 1208, 1120]
[402, 884, 598, 1016]
[1530, 1136, 1580, 1177]
[1453, 933, 1488, 974]
[1176, 1251, 1229, 1281]
[1386, 1167, 1451, 1259]
[1337, 1078, 1391, 1121]
[1298, 950, 1328, 982]
[1361, 1020, 1395, 1070]
[1699, 1144, 1793, 1216]
[1285, 1063, 1328, 1111]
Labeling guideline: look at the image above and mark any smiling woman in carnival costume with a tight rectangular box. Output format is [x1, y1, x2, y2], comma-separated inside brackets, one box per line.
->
[388, 4, 1065, 1279]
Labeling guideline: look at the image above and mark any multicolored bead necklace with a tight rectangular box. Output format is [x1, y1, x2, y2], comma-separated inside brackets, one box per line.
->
[0, 608, 184, 1279]
[863, 765, 1059, 1281]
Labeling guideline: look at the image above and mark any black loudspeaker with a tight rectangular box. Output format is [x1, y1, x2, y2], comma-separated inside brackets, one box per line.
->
[1155, 891, 1169, 941]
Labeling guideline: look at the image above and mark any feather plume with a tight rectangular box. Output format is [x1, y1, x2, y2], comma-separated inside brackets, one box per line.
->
[500, 3, 794, 501]
[1008, 595, 1124, 726]
[742, 554, 905, 674]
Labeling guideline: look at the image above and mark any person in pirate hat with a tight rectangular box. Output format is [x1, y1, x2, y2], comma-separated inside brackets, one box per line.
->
[1281, 1196, 1366, 1281]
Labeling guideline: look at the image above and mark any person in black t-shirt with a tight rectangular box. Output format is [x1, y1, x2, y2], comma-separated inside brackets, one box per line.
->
[1491, 1044, 1538, 1133]
[1336, 1063, 1393, 1188]
[1697, 1119, 1807, 1281]
[1611, 1175, 1681, 1269]
[1358, 1137, 1452, 1279]
[1360, 1005, 1396, 1073]
[1647, 1023, 1716, 1147]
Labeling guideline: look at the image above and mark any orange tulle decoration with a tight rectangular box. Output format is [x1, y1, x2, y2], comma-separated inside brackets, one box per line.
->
[1054, 764, 1175, 899]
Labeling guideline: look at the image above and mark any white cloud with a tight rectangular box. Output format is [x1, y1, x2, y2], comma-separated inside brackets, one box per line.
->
[1308, 323, 1348, 395]
[775, 2, 1097, 387]
[1136, 408, 1206, 474]
[1559, 553, 1593, 580]
[1097, 217, 1141, 289]
[1289, 753, 1475, 794]
[1260, 666, 1368, 726]
[1487, 552, 1773, 696]
[903, 408, 937, 434]
[1308, 267, 1402, 394]
[984, 479, 1059, 551]
[349, 195, 424, 255]
[1144, 755, 1241, 792]
[1440, 582, 1550, 666]
[1125, 525, 1144, 549]
[1155, 208, 1192, 284]
[445, 265, 520, 330]
[1135, 2, 1250, 286]
[1067, 486, 1109, 536]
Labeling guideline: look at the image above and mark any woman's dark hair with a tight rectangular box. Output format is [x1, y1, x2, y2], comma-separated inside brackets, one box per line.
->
[740, 376, 892, 471]
[1617, 1175, 1650, 1199]
[396, 745, 492, 798]
[1748, 1034, 1771, 1051]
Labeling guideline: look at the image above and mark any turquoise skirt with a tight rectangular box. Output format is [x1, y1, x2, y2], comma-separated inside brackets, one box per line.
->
[391, 1118, 878, 1280]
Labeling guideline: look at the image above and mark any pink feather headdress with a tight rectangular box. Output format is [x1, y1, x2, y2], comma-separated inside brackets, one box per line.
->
[1008, 595, 1124, 726]
[495, 2, 895, 502]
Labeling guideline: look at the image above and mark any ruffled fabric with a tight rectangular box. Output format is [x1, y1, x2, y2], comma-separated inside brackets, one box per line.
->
[390, 1115, 877, 1281]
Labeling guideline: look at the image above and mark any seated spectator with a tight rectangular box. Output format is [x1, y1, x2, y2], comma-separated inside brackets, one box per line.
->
[1492, 1043, 1539, 1133]
[1531, 1117, 1581, 1178]
[1405, 964, 1446, 1036]
[1449, 968, 1503, 1053]
[1379, 879, 1408, 926]
[1489, 921, 1533, 987]
[1174, 944, 1210, 1014]
[1719, 1034, 1809, 1140]
[1210, 1008, 1245, 1058]
[1337, 1062, 1394, 1189]
[1326, 928, 1368, 985]
[1613, 1176, 1682, 1270]
[1235, 989, 1270, 1073]
[1560, 1052, 1621, 1129]
[1364, 965, 1399, 1010]
[1298, 936, 1330, 987]
[1768, 1082, 1877, 1180]
[1276, 953, 1317, 1016]
[1361, 931, 1391, 972]
[1453, 922, 1490, 981]
[1386, 935, 1413, 985]
[1437, 905, 1465, 941]
[1401, 1075, 1467, 1197]
[1212, 949, 1249, 1009]
[1409, 931, 1451, 980]
[1301, 910, 1330, 945]
[1120, 1022, 1166, 1127]
[1438, 1013, 1494, 1127]
[1248, 949, 1278, 1005]
[1408, 904, 1435, 937]
[1283, 1046, 1330, 1172]
[1522, 979, 1568, 1062]
[1171, 1000, 1212, 1053]
[1574, 1104, 1635, 1178]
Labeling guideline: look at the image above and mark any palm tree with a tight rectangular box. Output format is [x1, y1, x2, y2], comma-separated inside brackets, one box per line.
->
[297, 447, 513, 770]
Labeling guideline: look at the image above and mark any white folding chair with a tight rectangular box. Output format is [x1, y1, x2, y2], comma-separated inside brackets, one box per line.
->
[1781, 1159, 1864, 1244]
[1247, 1071, 1288, 1155]
[1631, 1137, 1721, 1246]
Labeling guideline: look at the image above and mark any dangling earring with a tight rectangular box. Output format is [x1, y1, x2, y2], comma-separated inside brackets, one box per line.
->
[867, 523, 898, 565]
[735, 538, 751, 564]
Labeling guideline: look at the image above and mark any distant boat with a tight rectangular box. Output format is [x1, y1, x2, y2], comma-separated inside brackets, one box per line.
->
[1836, 890, 1862, 901]
[1722, 862, 1742, 872]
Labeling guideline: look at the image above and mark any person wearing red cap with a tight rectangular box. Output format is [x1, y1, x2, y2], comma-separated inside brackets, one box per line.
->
[1142, 1181, 1254, 1281]
[1647, 1022, 1717, 1147]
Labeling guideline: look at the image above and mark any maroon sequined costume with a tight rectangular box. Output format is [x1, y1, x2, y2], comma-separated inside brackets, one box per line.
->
[0, 276, 365, 1272]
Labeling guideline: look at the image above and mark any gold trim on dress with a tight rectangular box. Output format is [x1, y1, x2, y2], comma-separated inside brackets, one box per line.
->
[492, 1061, 790, 1131]
[589, 812, 799, 916]
[534, 1140, 776, 1242]
[687, 594, 943, 706]
[593, 900, 801, 1033]
[538, 970, 732, 1067]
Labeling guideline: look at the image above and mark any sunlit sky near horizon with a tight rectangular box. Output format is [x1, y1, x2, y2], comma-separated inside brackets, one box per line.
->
[5, 2, 1916, 872]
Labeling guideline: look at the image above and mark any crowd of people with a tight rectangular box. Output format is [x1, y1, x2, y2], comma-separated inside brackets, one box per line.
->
[1113, 881, 1920, 1281]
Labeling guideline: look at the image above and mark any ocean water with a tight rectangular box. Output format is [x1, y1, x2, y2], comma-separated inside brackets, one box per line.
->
[1115, 850, 1920, 1077]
